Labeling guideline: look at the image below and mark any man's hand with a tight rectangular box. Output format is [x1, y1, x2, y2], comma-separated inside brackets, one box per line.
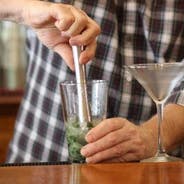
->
[80, 118, 157, 163]
[22, 1, 100, 70]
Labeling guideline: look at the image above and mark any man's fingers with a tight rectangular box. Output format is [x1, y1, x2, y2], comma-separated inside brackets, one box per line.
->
[69, 19, 100, 46]
[53, 39, 97, 70]
[81, 127, 132, 157]
[60, 7, 88, 36]
[84, 140, 140, 163]
[53, 44, 74, 70]
[78, 40, 97, 64]
[85, 118, 126, 143]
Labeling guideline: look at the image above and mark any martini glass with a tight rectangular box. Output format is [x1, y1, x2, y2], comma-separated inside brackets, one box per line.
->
[125, 62, 184, 162]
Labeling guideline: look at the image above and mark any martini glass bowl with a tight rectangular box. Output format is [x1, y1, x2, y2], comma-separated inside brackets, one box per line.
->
[125, 62, 184, 162]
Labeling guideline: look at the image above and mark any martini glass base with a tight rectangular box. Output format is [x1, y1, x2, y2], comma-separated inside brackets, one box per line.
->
[141, 152, 183, 162]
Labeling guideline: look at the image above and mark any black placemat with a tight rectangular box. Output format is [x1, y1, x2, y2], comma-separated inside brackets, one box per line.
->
[0, 161, 71, 167]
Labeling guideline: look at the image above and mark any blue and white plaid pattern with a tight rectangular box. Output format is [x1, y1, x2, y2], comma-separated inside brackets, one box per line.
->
[7, 0, 184, 163]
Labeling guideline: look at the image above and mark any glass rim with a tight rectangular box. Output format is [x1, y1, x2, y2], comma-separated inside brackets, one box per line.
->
[124, 62, 184, 69]
[60, 79, 108, 86]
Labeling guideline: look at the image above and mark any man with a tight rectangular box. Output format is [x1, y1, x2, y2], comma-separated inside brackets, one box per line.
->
[1, 0, 184, 163]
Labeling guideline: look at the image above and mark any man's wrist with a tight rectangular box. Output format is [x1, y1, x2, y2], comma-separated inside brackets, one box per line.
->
[139, 118, 158, 158]
[0, 0, 37, 24]
[0, 0, 24, 23]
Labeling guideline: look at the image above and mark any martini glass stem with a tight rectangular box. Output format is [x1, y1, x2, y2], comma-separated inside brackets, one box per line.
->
[156, 101, 166, 155]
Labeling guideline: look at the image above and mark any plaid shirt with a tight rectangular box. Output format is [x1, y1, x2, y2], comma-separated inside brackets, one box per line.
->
[7, 0, 184, 163]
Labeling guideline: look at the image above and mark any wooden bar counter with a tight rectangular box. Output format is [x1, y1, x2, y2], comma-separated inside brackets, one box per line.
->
[0, 161, 184, 184]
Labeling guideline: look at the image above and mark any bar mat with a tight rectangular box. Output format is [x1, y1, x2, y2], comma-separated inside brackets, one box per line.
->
[0, 161, 71, 167]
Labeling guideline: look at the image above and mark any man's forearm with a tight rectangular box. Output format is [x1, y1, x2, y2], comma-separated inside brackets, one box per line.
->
[161, 104, 184, 151]
[141, 103, 184, 155]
